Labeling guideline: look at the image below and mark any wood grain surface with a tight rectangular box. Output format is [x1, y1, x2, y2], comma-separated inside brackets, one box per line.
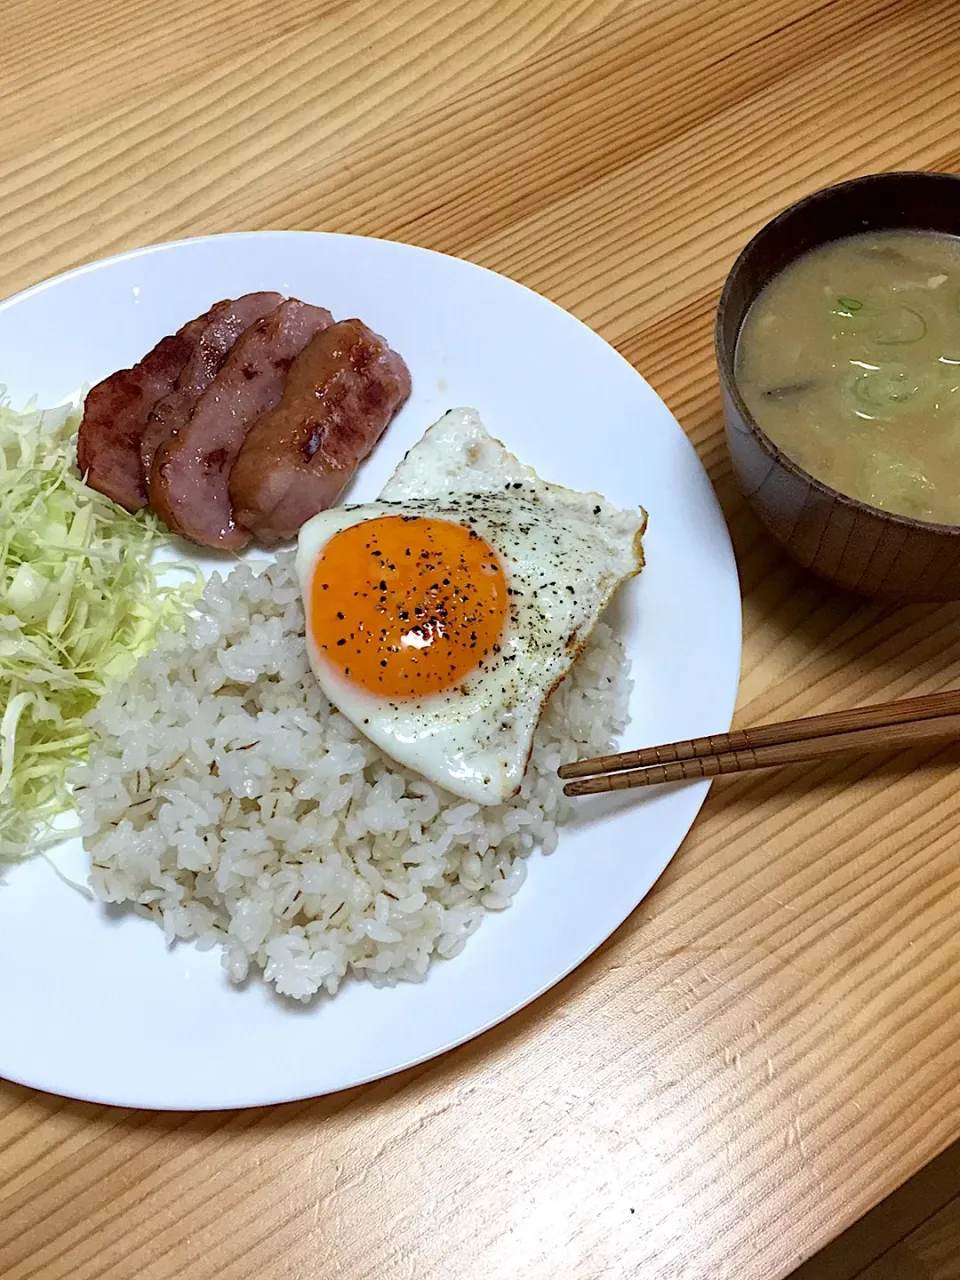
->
[3, 1, 960, 1277]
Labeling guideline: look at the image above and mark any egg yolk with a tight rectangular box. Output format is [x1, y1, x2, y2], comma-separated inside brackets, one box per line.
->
[309, 514, 508, 698]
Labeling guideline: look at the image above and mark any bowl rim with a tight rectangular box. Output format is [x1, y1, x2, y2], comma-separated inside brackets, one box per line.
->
[715, 169, 960, 539]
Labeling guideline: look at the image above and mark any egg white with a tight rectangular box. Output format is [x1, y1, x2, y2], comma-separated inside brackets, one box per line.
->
[295, 409, 646, 804]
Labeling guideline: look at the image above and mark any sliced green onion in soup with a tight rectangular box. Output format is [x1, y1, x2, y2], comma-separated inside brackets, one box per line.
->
[829, 297, 927, 344]
[842, 364, 937, 420]
[831, 296, 864, 317]
[870, 305, 927, 345]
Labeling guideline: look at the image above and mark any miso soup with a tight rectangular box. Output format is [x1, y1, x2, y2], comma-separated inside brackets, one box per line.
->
[735, 229, 960, 524]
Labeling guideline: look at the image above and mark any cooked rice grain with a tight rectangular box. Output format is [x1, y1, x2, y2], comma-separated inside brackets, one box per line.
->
[73, 552, 631, 1000]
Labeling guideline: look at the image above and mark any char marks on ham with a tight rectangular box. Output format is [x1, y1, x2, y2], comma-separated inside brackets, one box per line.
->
[77, 306, 222, 512]
[149, 300, 334, 550]
[77, 297, 410, 546]
[229, 319, 412, 545]
[139, 292, 283, 482]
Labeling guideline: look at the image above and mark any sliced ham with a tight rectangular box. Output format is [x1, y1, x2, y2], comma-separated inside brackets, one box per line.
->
[228, 319, 411, 545]
[76, 309, 219, 512]
[139, 292, 283, 483]
[148, 300, 334, 550]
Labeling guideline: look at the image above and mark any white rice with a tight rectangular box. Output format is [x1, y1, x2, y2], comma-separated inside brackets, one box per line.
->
[72, 552, 631, 1001]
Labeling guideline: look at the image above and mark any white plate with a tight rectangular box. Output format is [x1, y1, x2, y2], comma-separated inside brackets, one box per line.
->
[0, 233, 740, 1109]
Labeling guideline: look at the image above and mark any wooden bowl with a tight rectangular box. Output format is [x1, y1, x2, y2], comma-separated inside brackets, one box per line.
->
[715, 170, 960, 603]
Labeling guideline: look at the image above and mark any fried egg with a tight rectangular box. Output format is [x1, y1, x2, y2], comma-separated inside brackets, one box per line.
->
[294, 409, 646, 804]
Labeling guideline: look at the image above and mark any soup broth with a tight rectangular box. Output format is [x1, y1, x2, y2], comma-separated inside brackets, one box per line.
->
[735, 229, 960, 524]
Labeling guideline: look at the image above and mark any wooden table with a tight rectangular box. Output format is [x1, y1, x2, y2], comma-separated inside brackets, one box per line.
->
[3, 1, 960, 1276]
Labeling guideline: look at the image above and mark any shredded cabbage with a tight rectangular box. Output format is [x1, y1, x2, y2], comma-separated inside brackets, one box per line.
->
[0, 393, 201, 861]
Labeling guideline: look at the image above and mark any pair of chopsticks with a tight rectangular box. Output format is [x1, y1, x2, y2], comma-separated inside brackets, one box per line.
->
[558, 689, 960, 796]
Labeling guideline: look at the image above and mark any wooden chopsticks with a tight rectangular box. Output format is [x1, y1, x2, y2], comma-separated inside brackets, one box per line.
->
[558, 689, 960, 796]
